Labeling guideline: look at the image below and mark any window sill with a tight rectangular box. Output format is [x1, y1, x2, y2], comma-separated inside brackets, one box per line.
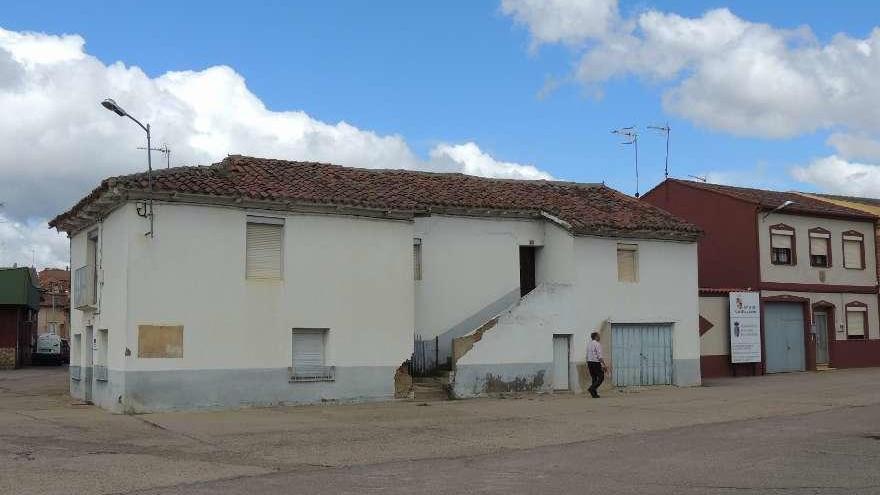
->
[289, 376, 336, 383]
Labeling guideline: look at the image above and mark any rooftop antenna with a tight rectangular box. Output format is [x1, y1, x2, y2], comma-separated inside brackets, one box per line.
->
[138, 143, 171, 169]
[687, 175, 707, 183]
[612, 127, 640, 197]
[647, 123, 671, 179]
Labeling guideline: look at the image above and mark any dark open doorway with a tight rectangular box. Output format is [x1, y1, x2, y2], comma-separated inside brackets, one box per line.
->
[519, 246, 537, 297]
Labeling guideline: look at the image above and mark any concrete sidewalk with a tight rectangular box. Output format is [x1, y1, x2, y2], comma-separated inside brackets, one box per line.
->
[1, 366, 879, 494]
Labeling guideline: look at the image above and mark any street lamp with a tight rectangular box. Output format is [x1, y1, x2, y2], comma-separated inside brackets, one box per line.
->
[100, 98, 154, 237]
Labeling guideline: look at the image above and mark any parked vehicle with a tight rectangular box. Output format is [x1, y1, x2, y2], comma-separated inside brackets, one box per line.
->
[33, 334, 69, 365]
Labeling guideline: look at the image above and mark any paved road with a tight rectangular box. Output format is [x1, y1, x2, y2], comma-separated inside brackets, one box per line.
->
[2, 366, 880, 494]
[134, 404, 880, 495]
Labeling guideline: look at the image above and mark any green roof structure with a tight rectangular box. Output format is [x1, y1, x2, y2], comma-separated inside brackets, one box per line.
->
[0, 267, 41, 309]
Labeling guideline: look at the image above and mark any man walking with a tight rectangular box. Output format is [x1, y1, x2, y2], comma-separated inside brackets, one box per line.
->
[587, 331, 607, 398]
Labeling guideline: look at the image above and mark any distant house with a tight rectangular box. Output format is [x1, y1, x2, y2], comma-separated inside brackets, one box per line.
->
[38, 268, 71, 339]
[643, 180, 880, 377]
[50, 155, 702, 412]
[0, 267, 40, 369]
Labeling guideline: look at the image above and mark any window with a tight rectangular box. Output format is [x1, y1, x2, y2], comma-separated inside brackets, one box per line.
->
[617, 243, 638, 283]
[71, 333, 82, 380]
[770, 225, 795, 265]
[845, 303, 868, 340]
[413, 238, 422, 281]
[96, 329, 108, 381]
[291, 329, 333, 381]
[246, 216, 284, 279]
[808, 228, 831, 268]
[842, 231, 865, 270]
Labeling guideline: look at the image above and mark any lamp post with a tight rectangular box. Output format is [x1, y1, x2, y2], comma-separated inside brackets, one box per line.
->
[100, 98, 154, 237]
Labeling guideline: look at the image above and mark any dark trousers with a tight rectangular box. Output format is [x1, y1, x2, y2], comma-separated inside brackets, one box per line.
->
[588, 361, 604, 395]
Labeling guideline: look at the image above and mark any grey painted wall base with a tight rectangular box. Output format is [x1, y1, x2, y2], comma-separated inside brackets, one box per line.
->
[453, 362, 555, 398]
[116, 366, 394, 413]
[673, 358, 702, 387]
[454, 358, 701, 398]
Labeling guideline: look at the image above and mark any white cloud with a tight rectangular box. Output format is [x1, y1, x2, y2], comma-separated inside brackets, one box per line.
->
[0, 26, 552, 269]
[503, 4, 880, 139]
[792, 155, 880, 196]
[826, 133, 880, 162]
[501, 0, 619, 46]
[429, 142, 553, 180]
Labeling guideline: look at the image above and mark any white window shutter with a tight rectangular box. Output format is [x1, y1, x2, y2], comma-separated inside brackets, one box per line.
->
[617, 245, 637, 282]
[810, 237, 827, 256]
[846, 310, 865, 337]
[246, 222, 283, 278]
[771, 234, 792, 249]
[843, 240, 862, 269]
[293, 330, 325, 375]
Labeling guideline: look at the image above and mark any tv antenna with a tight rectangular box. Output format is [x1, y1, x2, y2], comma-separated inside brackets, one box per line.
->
[687, 174, 707, 183]
[647, 123, 671, 179]
[138, 143, 171, 169]
[612, 127, 640, 197]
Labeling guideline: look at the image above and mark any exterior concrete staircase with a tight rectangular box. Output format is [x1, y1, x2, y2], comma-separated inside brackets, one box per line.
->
[412, 374, 450, 401]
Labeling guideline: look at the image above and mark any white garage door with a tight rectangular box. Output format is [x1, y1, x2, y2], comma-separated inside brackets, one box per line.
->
[611, 324, 673, 386]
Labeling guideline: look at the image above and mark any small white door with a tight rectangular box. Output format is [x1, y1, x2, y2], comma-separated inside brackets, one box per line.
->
[552, 335, 570, 390]
[84, 326, 94, 403]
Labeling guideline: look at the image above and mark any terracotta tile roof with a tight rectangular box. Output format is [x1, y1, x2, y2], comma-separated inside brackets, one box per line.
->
[50, 155, 701, 241]
[667, 179, 877, 220]
[815, 193, 880, 207]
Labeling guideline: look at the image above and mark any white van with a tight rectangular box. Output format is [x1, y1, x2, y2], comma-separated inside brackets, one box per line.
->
[33, 333, 69, 365]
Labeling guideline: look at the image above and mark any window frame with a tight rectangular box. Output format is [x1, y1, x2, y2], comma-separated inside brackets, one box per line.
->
[769, 224, 796, 266]
[616, 243, 639, 283]
[841, 230, 866, 271]
[413, 238, 422, 281]
[807, 227, 832, 268]
[245, 215, 285, 280]
[844, 301, 869, 340]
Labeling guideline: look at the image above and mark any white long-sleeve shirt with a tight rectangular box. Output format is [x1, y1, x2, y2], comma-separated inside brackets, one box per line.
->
[587, 340, 604, 363]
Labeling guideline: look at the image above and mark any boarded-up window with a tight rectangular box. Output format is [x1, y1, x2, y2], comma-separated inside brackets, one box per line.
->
[846, 307, 867, 339]
[617, 244, 638, 283]
[291, 329, 330, 380]
[413, 238, 422, 281]
[246, 216, 283, 279]
[138, 325, 184, 358]
[843, 234, 864, 269]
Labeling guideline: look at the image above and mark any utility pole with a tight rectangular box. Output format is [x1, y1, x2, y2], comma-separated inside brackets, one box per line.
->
[612, 127, 640, 197]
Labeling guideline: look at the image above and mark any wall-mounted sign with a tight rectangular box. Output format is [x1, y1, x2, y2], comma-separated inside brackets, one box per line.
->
[729, 291, 761, 364]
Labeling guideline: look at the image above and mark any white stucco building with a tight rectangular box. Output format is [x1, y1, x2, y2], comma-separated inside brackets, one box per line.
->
[51, 155, 702, 412]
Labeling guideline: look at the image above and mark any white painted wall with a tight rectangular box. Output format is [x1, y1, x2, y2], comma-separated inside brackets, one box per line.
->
[759, 212, 877, 286]
[414, 215, 544, 342]
[457, 233, 701, 374]
[122, 203, 414, 371]
[761, 290, 879, 340]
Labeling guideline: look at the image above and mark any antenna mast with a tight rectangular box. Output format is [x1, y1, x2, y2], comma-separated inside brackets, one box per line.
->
[612, 127, 640, 197]
[648, 123, 671, 179]
[138, 144, 171, 169]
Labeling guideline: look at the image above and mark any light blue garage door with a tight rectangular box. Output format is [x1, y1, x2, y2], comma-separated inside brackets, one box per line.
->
[764, 302, 805, 373]
[611, 324, 673, 386]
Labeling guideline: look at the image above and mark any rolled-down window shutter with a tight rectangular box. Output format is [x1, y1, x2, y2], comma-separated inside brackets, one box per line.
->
[846, 310, 865, 337]
[771, 234, 792, 249]
[617, 244, 637, 282]
[810, 237, 828, 256]
[844, 239, 862, 269]
[293, 330, 325, 375]
[246, 221, 283, 279]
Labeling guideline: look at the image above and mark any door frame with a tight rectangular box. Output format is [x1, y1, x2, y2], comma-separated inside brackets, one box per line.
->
[760, 296, 813, 374]
[551, 334, 571, 391]
[811, 301, 836, 366]
[84, 326, 94, 404]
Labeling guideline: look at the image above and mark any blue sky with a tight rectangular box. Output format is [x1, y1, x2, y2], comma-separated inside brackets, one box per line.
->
[2, 1, 880, 267]
[2, 0, 876, 194]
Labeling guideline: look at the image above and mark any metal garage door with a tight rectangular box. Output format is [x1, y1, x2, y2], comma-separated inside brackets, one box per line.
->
[611, 324, 673, 386]
[764, 303, 805, 373]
